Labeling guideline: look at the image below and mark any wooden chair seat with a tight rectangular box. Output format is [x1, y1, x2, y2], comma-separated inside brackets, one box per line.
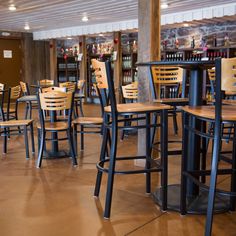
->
[73, 117, 103, 125]
[182, 105, 236, 121]
[0, 119, 33, 127]
[154, 98, 189, 105]
[223, 100, 236, 105]
[104, 102, 171, 114]
[37, 121, 69, 131]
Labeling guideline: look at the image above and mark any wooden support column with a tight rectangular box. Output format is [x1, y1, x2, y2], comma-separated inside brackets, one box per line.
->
[137, 0, 161, 160]
[113, 32, 122, 102]
[79, 36, 87, 100]
[49, 39, 57, 82]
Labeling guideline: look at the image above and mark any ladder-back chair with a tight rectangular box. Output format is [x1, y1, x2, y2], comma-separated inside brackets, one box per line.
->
[91, 59, 170, 219]
[37, 91, 77, 168]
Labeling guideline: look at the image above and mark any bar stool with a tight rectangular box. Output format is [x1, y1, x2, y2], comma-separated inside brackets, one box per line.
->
[91, 59, 170, 219]
[180, 57, 236, 235]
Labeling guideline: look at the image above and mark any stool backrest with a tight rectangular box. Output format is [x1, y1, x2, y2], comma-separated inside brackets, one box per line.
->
[151, 66, 183, 84]
[20, 81, 30, 95]
[150, 66, 184, 99]
[0, 83, 5, 92]
[42, 86, 66, 93]
[9, 85, 21, 100]
[221, 58, 236, 93]
[59, 82, 76, 92]
[77, 79, 85, 90]
[39, 91, 72, 111]
[91, 59, 108, 89]
[121, 84, 138, 101]
[91, 59, 116, 114]
[39, 79, 54, 86]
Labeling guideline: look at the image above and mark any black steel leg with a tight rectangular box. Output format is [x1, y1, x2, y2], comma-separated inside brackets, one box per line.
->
[80, 125, 84, 151]
[230, 124, 236, 211]
[161, 109, 168, 211]
[37, 130, 45, 168]
[104, 117, 118, 219]
[94, 116, 109, 197]
[79, 99, 84, 117]
[67, 129, 78, 166]
[37, 128, 40, 154]
[3, 128, 7, 154]
[172, 108, 178, 135]
[30, 123, 35, 154]
[145, 113, 151, 194]
[180, 111, 189, 215]
[201, 120, 207, 183]
[23, 126, 29, 158]
[205, 125, 221, 236]
[24, 103, 29, 119]
[74, 125, 78, 156]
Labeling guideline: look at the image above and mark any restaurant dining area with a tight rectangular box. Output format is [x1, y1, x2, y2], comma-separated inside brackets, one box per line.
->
[1, 0, 236, 235]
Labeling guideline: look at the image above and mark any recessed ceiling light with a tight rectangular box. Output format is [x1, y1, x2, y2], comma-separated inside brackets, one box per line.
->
[183, 23, 189, 27]
[9, 4, 16, 11]
[67, 37, 72, 40]
[161, 3, 169, 9]
[82, 16, 89, 22]
[99, 33, 104, 37]
[24, 24, 30, 30]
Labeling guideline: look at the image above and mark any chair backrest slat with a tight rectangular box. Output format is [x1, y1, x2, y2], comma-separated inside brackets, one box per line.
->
[10, 85, 21, 99]
[221, 58, 236, 93]
[91, 59, 108, 89]
[42, 86, 66, 93]
[59, 82, 76, 92]
[151, 66, 183, 84]
[39, 79, 54, 86]
[19, 81, 28, 94]
[122, 84, 138, 100]
[39, 91, 72, 111]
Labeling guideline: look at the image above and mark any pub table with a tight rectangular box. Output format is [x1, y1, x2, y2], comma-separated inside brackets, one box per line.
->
[137, 60, 230, 214]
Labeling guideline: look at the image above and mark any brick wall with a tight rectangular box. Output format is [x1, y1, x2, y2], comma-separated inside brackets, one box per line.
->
[161, 21, 236, 49]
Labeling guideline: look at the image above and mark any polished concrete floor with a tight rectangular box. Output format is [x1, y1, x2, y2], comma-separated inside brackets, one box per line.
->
[0, 104, 236, 236]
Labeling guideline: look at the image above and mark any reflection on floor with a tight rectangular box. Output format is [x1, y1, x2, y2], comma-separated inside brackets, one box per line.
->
[0, 104, 235, 236]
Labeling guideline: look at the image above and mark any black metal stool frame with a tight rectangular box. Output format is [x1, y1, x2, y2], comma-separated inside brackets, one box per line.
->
[93, 61, 168, 219]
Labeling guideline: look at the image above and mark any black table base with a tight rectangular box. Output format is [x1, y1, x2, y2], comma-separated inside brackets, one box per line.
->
[43, 150, 70, 159]
[153, 184, 230, 214]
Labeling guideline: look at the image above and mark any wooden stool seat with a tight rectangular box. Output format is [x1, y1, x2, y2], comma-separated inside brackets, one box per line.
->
[0, 119, 33, 127]
[37, 121, 69, 131]
[154, 97, 189, 104]
[182, 105, 236, 121]
[73, 117, 103, 125]
[104, 102, 171, 114]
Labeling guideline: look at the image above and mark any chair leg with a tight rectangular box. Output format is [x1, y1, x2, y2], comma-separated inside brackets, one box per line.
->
[145, 113, 151, 194]
[73, 125, 78, 156]
[67, 129, 78, 166]
[230, 125, 236, 211]
[79, 99, 84, 117]
[104, 118, 118, 219]
[24, 103, 29, 119]
[23, 126, 29, 159]
[180, 111, 189, 215]
[161, 110, 168, 211]
[37, 130, 45, 168]
[94, 121, 109, 197]
[30, 123, 35, 154]
[201, 121, 207, 184]
[205, 126, 221, 236]
[80, 125, 84, 151]
[3, 128, 7, 154]
[172, 108, 178, 135]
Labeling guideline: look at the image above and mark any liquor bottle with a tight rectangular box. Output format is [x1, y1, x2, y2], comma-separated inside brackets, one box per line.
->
[174, 35, 179, 49]
[224, 33, 230, 47]
[213, 35, 217, 47]
[191, 36, 195, 49]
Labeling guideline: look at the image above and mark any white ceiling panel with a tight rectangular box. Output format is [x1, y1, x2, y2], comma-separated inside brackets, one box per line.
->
[0, 0, 236, 35]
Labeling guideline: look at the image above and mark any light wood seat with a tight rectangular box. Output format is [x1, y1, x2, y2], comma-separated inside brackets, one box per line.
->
[182, 105, 236, 121]
[37, 121, 69, 131]
[0, 119, 33, 127]
[223, 99, 236, 105]
[104, 102, 170, 114]
[73, 117, 103, 125]
[154, 98, 188, 104]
